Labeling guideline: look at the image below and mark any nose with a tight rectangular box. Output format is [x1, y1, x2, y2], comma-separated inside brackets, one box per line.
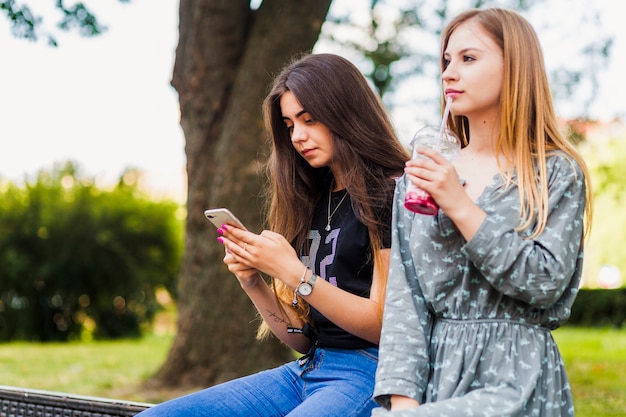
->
[291, 123, 306, 143]
[442, 61, 457, 83]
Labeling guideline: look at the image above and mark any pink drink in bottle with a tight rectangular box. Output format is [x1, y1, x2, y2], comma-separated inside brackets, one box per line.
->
[404, 125, 460, 215]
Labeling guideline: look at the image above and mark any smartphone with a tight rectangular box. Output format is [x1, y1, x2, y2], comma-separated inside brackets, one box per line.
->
[204, 208, 247, 230]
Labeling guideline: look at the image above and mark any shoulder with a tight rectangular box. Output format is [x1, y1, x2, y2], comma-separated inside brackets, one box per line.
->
[546, 151, 584, 175]
[544, 151, 586, 188]
[542, 152, 588, 208]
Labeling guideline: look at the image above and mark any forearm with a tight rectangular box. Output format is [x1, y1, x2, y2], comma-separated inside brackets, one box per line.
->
[300, 275, 383, 344]
[444, 196, 487, 242]
[242, 273, 311, 353]
[287, 250, 390, 344]
[219, 228, 387, 346]
[463, 208, 584, 307]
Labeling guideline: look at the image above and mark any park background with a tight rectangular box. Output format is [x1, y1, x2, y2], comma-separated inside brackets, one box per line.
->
[1, 0, 625, 209]
[2, 0, 625, 287]
[1, 0, 625, 415]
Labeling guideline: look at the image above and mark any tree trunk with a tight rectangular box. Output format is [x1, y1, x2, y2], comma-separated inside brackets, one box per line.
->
[148, 0, 332, 388]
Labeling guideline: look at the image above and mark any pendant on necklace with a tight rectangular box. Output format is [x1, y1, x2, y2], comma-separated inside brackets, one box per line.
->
[326, 187, 348, 232]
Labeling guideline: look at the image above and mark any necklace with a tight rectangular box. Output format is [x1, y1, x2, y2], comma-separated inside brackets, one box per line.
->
[326, 187, 348, 232]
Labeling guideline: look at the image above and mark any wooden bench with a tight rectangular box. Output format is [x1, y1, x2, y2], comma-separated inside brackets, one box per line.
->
[0, 385, 152, 417]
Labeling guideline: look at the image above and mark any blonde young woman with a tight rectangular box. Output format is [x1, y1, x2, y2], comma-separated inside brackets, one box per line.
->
[137, 53, 409, 417]
[373, 8, 592, 417]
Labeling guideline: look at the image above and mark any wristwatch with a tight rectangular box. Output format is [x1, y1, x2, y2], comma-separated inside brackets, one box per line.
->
[296, 272, 318, 297]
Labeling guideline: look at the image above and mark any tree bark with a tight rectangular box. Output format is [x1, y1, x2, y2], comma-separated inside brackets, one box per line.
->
[148, 0, 332, 388]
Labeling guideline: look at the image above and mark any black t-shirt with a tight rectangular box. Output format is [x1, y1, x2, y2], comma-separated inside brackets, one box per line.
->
[300, 189, 392, 349]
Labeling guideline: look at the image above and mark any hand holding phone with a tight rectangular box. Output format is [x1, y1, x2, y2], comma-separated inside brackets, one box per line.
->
[204, 208, 247, 230]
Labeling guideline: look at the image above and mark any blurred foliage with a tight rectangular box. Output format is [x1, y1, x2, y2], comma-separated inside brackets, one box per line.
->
[3, 1, 612, 115]
[0, 162, 183, 341]
[569, 289, 626, 328]
[579, 129, 626, 288]
[588, 137, 626, 200]
[0, 0, 130, 46]
[320, 0, 613, 121]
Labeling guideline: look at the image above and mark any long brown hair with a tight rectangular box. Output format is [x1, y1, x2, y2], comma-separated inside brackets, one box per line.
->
[259, 53, 409, 335]
[441, 8, 593, 239]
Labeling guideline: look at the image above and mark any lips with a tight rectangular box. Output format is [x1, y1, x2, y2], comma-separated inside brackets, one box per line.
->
[301, 148, 315, 157]
[445, 89, 462, 98]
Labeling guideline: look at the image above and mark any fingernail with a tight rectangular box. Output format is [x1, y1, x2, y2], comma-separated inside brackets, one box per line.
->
[217, 237, 224, 243]
[217, 228, 224, 235]
[221, 224, 229, 230]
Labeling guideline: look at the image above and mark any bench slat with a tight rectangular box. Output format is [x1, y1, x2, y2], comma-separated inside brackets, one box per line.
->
[0, 386, 152, 417]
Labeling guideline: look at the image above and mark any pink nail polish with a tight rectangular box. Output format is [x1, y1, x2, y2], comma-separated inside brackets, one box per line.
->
[217, 228, 224, 235]
[217, 237, 224, 243]
[221, 224, 228, 230]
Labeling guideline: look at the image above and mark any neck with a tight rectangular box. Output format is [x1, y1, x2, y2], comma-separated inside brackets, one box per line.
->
[329, 164, 344, 191]
[330, 177, 344, 192]
[466, 110, 499, 142]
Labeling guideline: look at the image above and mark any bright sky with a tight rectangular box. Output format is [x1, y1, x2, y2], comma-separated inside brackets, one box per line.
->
[0, 0, 624, 203]
[0, 0, 185, 201]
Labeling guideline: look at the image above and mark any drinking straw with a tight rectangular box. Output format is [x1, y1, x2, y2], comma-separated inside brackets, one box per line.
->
[439, 96, 453, 137]
[433, 96, 453, 153]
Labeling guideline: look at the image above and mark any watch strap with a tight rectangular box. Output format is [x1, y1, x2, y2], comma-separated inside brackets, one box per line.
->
[293, 266, 312, 306]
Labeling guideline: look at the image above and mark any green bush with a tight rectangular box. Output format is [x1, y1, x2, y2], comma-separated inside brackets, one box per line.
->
[568, 288, 626, 328]
[0, 162, 183, 341]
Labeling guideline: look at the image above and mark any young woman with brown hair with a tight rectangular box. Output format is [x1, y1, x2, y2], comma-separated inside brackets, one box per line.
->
[138, 53, 409, 417]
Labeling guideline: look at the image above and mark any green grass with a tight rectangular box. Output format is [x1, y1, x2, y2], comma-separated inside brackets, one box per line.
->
[0, 326, 624, 414]
[0, 334, 176, 403]
[553, 326, 626, 416]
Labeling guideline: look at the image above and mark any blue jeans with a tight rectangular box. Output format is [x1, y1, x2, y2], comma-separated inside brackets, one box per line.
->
[137, 346, 380, 417]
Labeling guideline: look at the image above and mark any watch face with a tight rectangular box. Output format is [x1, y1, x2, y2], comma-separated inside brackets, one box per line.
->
[297, 283, 313, 296]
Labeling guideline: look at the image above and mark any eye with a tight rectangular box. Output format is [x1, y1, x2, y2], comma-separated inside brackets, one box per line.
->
[284, 123, 294, 136]
[442, 58, 450, 70]
[302, 113, 315, 124]
[463, 55, 475, 63]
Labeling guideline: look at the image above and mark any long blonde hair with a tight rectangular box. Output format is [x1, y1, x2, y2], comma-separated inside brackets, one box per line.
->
[442, 8, 593, 240]
[257, 53, 409, 339]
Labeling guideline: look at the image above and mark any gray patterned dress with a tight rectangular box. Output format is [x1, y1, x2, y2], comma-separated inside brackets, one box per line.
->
[373, 153, 586, 417]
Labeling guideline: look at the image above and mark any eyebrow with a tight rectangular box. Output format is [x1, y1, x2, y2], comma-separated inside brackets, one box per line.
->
[444, 47, 482, 57]
[282, 109, 308, 121]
